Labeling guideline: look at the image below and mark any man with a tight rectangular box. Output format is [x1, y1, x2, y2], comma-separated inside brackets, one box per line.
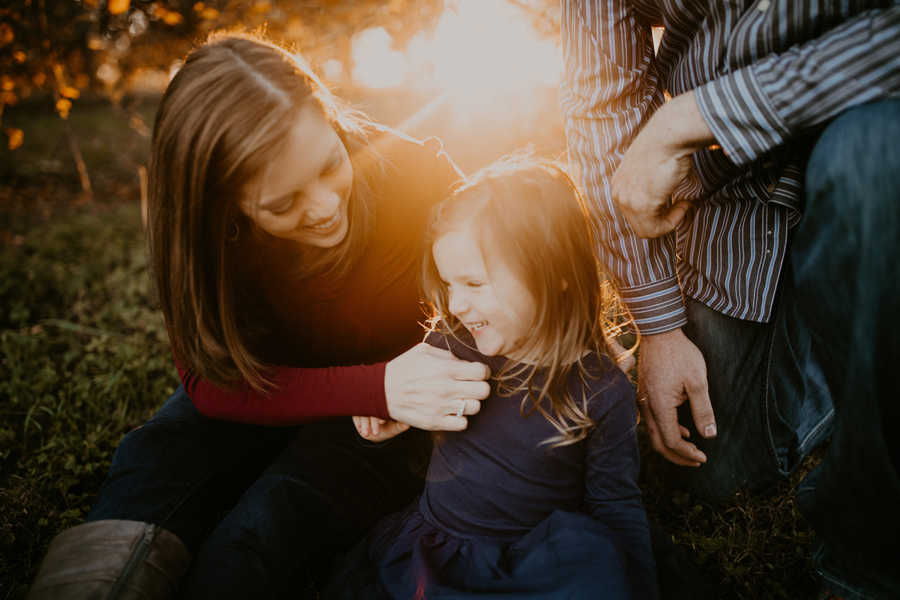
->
[560, 1, 900, 597]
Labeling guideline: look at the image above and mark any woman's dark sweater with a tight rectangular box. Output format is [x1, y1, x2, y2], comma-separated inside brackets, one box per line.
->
[176, 130, 461, 425]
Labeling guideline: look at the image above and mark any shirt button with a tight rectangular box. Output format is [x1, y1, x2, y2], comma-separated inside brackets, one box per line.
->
[766, 249, 772, 255]
[757, 0, 771, 11]
[767, 229, 773, 236]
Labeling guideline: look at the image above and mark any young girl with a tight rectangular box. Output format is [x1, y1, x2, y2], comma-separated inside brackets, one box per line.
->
[335, 158, 658, 599]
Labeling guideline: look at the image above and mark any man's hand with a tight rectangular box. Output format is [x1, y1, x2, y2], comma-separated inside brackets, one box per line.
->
[611, 91, 715, 238]
[638, 328, 716, 466]
[352, 416, 410, 443]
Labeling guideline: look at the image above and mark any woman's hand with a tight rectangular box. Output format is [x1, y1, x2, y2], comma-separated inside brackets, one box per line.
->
[352, 416, 410, 442]
[384, 343, 490, 431]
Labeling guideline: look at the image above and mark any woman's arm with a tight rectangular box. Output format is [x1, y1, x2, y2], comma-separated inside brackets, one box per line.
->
[176, 358, 387, 425]
[177, 342, 489, 428]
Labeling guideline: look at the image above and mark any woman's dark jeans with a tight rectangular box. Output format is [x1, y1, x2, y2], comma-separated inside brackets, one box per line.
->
[668, 100, 900, 598]
[87, 386, 430, 599]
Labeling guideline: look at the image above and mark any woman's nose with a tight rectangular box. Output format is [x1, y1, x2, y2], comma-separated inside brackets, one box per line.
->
[303, 185, 341, 220]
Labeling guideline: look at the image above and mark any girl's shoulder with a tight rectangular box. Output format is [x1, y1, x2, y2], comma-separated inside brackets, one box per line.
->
[424, 327, 493, 365]
[577, 351, 636, 422]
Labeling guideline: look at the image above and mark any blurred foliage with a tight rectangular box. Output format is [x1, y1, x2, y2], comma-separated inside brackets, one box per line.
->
[0, 0, 450, 150]
[0, 93, 156, 186]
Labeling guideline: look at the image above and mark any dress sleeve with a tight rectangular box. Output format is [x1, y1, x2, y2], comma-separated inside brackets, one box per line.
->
[560, 0, 686, 335]
[695, 7, 900, 166]
[583, 371, 657, 597]
[176, 357, 390, 426]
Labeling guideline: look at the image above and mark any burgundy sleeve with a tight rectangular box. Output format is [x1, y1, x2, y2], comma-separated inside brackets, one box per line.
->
[175, 357, 390, 426]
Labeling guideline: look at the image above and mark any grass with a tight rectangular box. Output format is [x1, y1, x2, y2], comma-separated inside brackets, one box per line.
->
[0, 98, 824, 599]
[0, 196, 179, 599]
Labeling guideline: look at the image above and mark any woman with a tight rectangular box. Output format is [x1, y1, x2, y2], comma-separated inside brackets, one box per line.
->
[28, 33, 490, 599]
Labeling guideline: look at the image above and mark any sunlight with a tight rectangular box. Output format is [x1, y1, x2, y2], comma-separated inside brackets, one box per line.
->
[350, 0, 561, 117]
[352, 27, 408, 88]
[413, 1, 560, 103]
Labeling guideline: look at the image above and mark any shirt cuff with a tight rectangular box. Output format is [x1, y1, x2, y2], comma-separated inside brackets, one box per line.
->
[618, 277, 687, 335]
[694, 65, 789, 166]
[360, 361, 390, 420]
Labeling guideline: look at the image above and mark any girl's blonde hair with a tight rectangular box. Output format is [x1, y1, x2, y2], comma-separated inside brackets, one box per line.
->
[148, 32, 380, 393]
[423, 156, 626, 446]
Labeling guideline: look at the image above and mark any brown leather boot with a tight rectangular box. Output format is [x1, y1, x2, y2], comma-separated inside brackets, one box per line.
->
[27, 520, 190, 599]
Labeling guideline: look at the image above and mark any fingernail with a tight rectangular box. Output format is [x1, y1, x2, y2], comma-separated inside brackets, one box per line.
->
[704, 423, 717, 438]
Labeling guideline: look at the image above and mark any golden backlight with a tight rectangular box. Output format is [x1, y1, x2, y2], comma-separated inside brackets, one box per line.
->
[351, 0, 561, 116]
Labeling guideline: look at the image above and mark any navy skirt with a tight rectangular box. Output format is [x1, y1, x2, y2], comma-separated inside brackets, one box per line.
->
[325, 503, 639, 599]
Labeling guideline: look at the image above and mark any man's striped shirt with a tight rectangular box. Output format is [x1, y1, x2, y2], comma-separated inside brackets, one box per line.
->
[561, 0, 900, 334]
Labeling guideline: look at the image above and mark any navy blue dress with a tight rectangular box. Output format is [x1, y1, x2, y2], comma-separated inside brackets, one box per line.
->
[326, 330, 658, 599]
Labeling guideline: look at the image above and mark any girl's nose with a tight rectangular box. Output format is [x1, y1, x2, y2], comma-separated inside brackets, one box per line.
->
[448, 288, 469, 317]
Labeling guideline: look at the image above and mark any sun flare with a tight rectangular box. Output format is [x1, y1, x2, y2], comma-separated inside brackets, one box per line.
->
[350, 0, 560, 116]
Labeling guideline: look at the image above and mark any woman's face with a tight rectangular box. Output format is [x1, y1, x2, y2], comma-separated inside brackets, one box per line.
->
[242, 104, 354, 248]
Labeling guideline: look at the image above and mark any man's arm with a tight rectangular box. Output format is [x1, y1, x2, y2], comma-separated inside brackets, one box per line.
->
[560, 0, 686, 335]
[696, 7, 900, 168]
[561, 1, 713, 466]
[586, 7, 900, 467]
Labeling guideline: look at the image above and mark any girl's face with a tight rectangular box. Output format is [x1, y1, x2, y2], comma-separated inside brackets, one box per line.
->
[242, 103, 353, 248]
[432, 222, 537, 361]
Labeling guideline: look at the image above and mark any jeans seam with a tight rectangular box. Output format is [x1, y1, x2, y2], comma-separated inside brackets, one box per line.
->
[761, 308, 791, 477]
[796, 406, 834, 456]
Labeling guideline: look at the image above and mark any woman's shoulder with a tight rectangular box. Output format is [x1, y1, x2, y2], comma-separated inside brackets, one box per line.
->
[365, 126, 463, 193]
[367, 125, 452, 164]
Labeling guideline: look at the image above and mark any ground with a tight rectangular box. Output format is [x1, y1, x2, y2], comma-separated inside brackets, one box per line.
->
[0, 96, 823, 599]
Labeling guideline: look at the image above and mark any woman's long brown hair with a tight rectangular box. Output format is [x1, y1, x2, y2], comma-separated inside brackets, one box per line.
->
[148, 32, 379, 393]
[423, 156, 627, 446]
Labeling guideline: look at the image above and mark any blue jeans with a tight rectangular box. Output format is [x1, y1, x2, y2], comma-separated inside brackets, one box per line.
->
[793, 100, 900, 599]
[88, 386, 430, 598]
[668, 100, 900, 598]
